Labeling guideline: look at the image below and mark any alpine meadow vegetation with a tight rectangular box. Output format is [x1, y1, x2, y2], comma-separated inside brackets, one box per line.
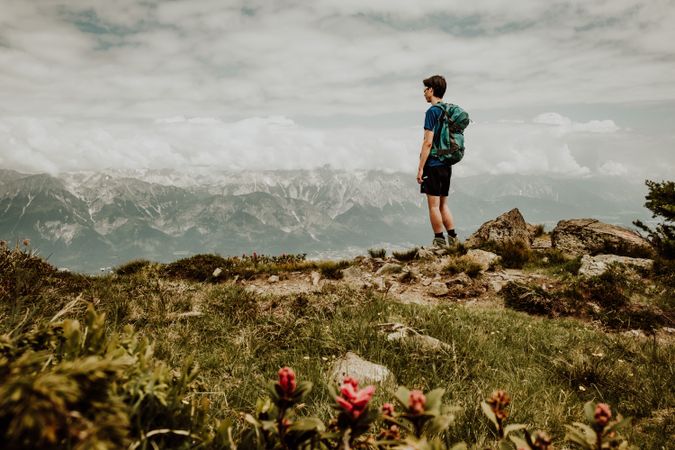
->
[1, 240, 673, 449]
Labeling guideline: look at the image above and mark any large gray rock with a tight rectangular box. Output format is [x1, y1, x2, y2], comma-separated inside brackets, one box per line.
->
[578, 254, 653, 277]
[329, 352, 394, 385]
[551, 219, 653, 257]
[466, 208, 531, 248]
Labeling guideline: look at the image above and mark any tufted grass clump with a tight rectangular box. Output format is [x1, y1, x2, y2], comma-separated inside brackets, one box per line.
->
[392, 247, 419, 262]
[444, 256, 482, 278]
[316, 259, 351, 279]
[114, 258, 152, 276]
[479, 240, 533, 269]
[368, 248, 387, 258]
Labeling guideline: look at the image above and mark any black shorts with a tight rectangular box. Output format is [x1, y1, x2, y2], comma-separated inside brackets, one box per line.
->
[420, 164, 452, 196]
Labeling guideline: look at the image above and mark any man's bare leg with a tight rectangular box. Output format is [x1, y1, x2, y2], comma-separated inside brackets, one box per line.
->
[426, 195, 444, 233]
[439, 196, 455, 231]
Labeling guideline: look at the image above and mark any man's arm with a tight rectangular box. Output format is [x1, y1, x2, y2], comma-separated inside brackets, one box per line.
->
[417, 129, 434, 184]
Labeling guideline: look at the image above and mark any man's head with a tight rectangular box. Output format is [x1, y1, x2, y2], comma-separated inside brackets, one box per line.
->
[423, 75, 446, 102]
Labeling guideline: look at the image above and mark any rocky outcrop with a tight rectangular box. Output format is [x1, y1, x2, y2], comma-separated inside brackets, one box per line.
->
[578, 254, 653, 277]
[551, 219, 653, 257]
[329, 352, 394, 385]
[465, 208, 531, 248]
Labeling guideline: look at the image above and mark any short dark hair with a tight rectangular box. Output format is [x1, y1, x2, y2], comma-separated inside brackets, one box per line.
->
[423, 75, 446, 98]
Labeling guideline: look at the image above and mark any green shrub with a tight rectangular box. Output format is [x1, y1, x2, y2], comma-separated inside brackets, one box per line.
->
[480, 240, 533, 269]
[0, 245, 56, 301]
[633, 179, 675, 259]
[561, 255, 582, 275]
[114, 258, 151, 276]
[367, 248, 387, 258]
[392, 247, 419, 262]
[532, 223, 545, 237]
[0, 304, 211, 450]
[501, 281, 568, 316]
[162, 253, 232, 282]
[444, 256, 482, 278]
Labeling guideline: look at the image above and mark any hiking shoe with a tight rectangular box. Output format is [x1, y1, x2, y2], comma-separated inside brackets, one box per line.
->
[432, 237, 447, 248]
[447, 235, 459, 246]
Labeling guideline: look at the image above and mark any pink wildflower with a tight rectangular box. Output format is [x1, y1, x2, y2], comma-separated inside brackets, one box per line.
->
[487, 390, 511, 420]
[278, 367, 296, 397]
[336, 377, 375, 420]
[594, 403, 612, 427]
[408, 390, 426, 414]
[381, 402, 395, 417]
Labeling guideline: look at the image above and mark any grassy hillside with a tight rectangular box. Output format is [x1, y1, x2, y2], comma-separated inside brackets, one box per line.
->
[1, 244, 673, 449]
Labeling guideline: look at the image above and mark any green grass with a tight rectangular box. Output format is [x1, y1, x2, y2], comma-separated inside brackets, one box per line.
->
[1, 249, 674, 448]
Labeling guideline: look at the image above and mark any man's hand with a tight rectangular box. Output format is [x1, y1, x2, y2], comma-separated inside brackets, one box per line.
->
[417, 167, 424, 184]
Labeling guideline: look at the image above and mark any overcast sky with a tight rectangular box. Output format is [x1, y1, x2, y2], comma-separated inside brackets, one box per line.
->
[1, 0, 674, 178]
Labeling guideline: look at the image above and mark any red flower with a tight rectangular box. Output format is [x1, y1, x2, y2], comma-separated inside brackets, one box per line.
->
[278, 367, 296, 397]
[487, 390, 511, 420]
[336, 377, 375, 419]
[381, 402, 395, 417]
[408, 390, 426, 414]
[594, 403, 612, 427]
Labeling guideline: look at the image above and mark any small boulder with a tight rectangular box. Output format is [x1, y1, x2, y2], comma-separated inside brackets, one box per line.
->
[465, 249, 500, 271]
[341, 266, 363, 280]
[382, 323, 450, 352]
[578, 254, 653, 277]
[372, 276, 388, 292]
[376, 263, 403, 275]
[329, 352, 394, 385]
[429, 281, 449, 297]
[268, 275, 280, 283]
[212, 267, 223, 278]
[465, 208, 531, 248]
[310, 271, 321, 286]
[551, 219, 653, 257]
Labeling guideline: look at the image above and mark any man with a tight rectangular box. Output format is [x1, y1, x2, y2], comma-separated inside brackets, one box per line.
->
[417, 75, 457, 248]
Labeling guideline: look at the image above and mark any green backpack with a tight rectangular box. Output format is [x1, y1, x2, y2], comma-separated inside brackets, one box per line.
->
[430, 102, 470, 165]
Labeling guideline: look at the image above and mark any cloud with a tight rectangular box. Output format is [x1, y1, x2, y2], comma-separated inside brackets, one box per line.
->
[1, 110, 650, 179]
[0, 0, 673, 178]
[598, 161, 629, 176]
[532, 113, 620, 133]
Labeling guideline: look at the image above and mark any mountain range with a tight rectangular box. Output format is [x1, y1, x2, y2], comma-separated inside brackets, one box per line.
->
[0, 168, 651, 272]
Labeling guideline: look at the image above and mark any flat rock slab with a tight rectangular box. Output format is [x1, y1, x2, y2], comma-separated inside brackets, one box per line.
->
[578, 254, 653, 277]
[484, 269, 551, 293]
[551, 218, 652, 257]
[329, 352, 395, 385]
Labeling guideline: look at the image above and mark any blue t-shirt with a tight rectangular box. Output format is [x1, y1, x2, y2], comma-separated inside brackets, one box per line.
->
[423, 105, 445, 168]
